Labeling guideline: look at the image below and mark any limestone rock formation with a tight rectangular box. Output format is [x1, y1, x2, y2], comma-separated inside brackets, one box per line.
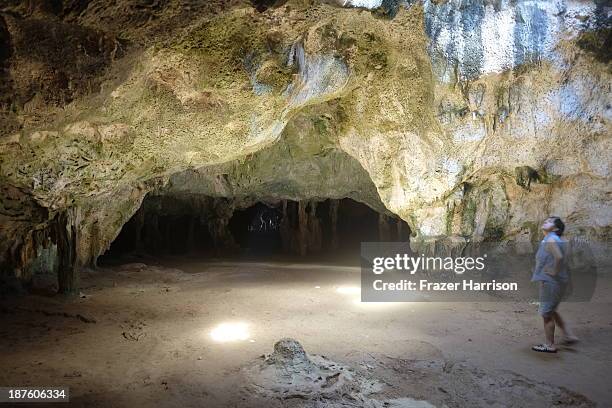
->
[238, 338, 594, 407]
[0, 0, 610, 289]
[242, 338, 435, 407]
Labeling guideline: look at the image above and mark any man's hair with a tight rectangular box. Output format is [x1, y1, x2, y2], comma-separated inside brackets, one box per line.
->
[549, 216, 565, 236]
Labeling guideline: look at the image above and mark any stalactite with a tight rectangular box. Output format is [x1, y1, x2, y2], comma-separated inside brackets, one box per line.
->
[89, 221, 101, 268]
[134, 208, 145, 253]
[397, 218, 409, 242]
[297, 201, 308, 256]
[307, 201, 322, 253]
[209, 218, 223, 252]
[279, 200, 291, 253]
[55, 209, 80, 295]
[4, 207, 84, 294]
[329, 199, 339, 251]
[378, 213, 391, 241]
[17, 227, 55, 284]
[18, 231, 38, 281]
[213, 218, 236, 252]
[209, 198, 237, 254]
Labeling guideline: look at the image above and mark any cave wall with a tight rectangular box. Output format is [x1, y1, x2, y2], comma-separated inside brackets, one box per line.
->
[0, 0, 610, 284]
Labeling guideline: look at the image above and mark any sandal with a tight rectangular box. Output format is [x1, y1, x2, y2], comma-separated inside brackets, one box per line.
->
[561, 336, 579, 346]
[532, 344, 557, 353]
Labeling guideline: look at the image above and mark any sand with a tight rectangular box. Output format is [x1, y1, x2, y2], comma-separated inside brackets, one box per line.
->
[1, 257, 610, 407]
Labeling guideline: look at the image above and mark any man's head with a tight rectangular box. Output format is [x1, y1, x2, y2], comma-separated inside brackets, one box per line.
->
[541, 216, 565, 236]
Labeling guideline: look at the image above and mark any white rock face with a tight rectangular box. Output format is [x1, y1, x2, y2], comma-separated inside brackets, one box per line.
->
[286, 43, 350, 107]
[342, 0, 384, 9]
[424, 0, 601, 81]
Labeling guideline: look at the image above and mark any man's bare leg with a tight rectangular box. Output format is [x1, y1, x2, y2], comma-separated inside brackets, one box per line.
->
[552, 311, 578, 343]
[543, 315, 556, 348]
[532, 314, 558, 352]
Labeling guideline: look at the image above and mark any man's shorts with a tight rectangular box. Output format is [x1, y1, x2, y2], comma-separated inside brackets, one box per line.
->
[538, 280, 565, 316]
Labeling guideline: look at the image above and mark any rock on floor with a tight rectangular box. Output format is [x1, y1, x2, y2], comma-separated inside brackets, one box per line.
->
[239, 339, 594, 408]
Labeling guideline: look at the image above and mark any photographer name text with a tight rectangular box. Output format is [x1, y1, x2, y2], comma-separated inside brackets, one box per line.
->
[372, 279, 518, 292]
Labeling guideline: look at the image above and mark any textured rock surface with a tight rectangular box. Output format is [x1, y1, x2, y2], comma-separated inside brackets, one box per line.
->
[242, 338, 433, 407]
[239, 338, 593, 407]
[0, 0, 610, 286]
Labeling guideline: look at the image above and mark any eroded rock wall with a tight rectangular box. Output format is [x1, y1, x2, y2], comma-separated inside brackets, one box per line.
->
[0, 0, 609, 286]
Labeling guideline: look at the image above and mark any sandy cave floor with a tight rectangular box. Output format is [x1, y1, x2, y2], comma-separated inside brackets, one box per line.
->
[1, 257, 611, 407]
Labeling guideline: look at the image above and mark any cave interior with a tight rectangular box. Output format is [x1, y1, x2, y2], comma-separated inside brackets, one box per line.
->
[99, 194, 412, 264]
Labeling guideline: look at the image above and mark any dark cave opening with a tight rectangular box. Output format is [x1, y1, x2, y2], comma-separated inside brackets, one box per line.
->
[98, 195, 411, 264]
[229, 202, 283, 255]
[98, 195, 217, 264]
[250, 0, 288, 13]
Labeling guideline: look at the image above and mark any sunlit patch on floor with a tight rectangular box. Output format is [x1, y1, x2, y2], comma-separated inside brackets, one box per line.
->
[210, 322, 251, 342]
[336, 286, 361, 295]
[351, 298, 406, 310]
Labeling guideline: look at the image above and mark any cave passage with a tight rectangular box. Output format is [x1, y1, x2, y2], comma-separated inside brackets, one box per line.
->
[229, 202, 283, 255]
[98, 195, 411, 264]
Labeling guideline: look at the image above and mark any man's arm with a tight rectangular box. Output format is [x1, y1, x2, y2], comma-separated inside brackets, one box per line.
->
[544, 237, 563, 276]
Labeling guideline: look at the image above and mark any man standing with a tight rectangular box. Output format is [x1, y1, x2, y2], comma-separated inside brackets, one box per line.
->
[531, 216, 579, 353]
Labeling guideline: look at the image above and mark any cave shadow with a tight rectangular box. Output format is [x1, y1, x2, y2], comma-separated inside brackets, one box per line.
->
[98, 194, 411, 268]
